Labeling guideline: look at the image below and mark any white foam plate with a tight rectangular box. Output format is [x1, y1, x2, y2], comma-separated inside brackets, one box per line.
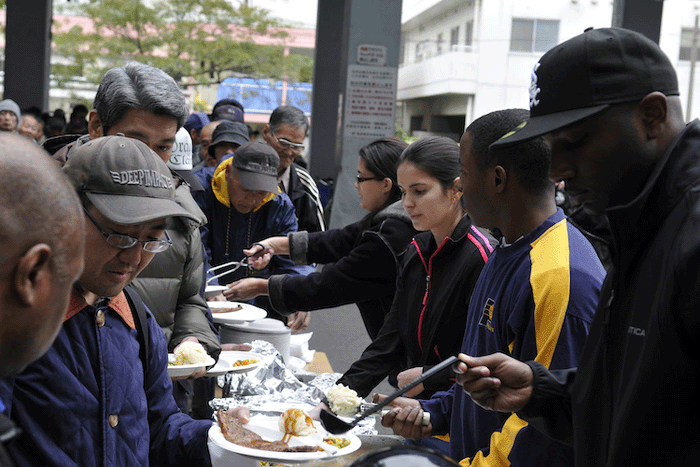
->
[209, 301, 267, 324]
[167, 354, 216, 378]
[208, 414, 361, 463]
[206, 351, 263, 376]
[205, 285, 228, 298]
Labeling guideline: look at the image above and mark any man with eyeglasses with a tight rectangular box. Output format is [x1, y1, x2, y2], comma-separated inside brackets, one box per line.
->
[0, 135, 249, 466]
[46, 62, 223, 419]
[262, 105, 325, 233]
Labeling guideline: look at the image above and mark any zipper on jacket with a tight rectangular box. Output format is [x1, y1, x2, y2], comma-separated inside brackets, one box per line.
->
[414, 236, 450, 352]
[423, 275, 430, 305]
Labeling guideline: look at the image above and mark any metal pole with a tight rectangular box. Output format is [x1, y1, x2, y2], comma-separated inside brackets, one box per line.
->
[687, 15, 699, 122]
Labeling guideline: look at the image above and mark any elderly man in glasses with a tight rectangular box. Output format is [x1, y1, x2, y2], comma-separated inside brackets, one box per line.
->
[0, 135, 250, 466]
[262, 105, 325, 233]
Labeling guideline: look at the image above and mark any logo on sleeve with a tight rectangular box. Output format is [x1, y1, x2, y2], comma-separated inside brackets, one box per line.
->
[479, 298, 495, 333]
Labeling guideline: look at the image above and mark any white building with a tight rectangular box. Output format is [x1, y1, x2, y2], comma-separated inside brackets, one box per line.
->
[398, 0, 700, 139]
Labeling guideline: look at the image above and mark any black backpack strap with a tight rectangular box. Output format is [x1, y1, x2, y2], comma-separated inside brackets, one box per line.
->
[124, 286, 150, 379]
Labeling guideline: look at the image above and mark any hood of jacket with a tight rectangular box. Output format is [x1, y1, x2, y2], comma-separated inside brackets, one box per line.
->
[373, 199, 411, 225]
[606, 120, 700, 255]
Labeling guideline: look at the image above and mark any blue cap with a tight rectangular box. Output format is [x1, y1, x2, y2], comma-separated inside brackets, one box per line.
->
[184, 112, 210, 132]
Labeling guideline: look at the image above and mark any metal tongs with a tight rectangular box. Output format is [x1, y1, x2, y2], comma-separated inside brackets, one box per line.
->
[206, 257, 250, 284]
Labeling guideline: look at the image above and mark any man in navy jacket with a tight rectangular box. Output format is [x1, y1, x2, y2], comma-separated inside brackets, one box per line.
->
[0, 136, 247, 466]
[197, 141, 314, 331]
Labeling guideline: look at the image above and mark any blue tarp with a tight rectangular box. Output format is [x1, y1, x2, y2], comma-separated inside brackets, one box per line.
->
[217, 78, 312, 115]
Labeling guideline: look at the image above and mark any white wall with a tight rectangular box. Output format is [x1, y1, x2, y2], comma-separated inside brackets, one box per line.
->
[661, 0, 700, 121]
[399, 0, 616, 130]
[472, 0, 613, 120]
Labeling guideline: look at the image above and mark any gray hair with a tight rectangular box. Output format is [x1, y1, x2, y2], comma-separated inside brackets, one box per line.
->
[269, 105, 309, 135]
[93, 62, 188, 134]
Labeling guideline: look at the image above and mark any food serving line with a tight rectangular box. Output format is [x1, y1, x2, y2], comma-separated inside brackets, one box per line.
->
[165, 286, 406, 466]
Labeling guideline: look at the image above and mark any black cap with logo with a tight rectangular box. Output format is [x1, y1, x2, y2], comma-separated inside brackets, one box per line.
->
[493, 27, 679, 148]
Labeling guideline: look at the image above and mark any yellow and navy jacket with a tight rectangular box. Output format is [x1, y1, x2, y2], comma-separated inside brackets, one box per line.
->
[421, 208, 605, 466]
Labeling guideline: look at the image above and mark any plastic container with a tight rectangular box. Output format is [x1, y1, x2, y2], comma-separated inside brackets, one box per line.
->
[219, 318, 291, 364]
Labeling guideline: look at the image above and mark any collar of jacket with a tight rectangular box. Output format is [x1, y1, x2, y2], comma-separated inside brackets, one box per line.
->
[212, 156, 278, 211]
[411, 213, 475, 257]
[65, 288, 134, 329]
[172, 178, 207, 228]
[606, 120, 700, 253]
[374, 199, 411, 225]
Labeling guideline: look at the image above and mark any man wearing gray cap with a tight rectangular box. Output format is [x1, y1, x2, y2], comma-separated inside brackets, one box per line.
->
[197, 141, 313, 331]
[45, 62, 221, 418]
[0, 135, 246, 466]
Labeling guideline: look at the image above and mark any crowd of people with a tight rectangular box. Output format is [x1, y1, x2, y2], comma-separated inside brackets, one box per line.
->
[0, 25, 698, 467]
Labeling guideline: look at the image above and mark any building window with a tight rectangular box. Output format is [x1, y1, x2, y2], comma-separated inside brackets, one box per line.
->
[450, 26, 460, 47]
[416, 40, 428, 62]
[465, 20, 474, 47]
[679, 27, 700, 60]
[437, 33, 443, 55]
[510, 19, 559, 53]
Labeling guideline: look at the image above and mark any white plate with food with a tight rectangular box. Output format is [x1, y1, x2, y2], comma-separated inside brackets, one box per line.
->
[206, 351, 263, 376]
[209, 410, 361, 463]
[204, 285, 228, 299]
[209, 301, 267, 324]
[167, 354, 216, 378]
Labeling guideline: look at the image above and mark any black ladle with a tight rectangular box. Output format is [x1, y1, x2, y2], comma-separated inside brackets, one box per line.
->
[320, 355, 460, 434]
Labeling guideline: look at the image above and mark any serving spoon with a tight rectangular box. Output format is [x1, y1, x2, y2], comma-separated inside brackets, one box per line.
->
[320, 355, 460, 434]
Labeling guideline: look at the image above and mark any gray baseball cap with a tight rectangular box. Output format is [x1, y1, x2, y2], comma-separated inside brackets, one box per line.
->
[63, 135, 199, 225]
[231, 141, 280, 193]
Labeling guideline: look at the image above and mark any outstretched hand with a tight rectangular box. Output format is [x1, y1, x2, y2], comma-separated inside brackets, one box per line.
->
[244, 243, 275, 270]
[223, 278, 268, 301]
[454, 352, 534, 413]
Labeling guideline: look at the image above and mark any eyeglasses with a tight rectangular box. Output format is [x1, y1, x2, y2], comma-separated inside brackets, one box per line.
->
[272, 131, 305, 154]
[356, 175, 380, 184]
[83, 207, 172, 253]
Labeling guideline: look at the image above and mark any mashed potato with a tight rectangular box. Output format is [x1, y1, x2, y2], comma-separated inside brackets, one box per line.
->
[174, 341, 209, 365]
[279, 408, 316, 441]
[327, 384, 362, 417]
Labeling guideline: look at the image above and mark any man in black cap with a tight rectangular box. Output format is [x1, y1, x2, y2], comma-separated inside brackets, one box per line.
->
[207, 120, 249, 166]
[456, 28, 699, 467]
[0, 136, 248, 466]
[196, 141, 313, 331]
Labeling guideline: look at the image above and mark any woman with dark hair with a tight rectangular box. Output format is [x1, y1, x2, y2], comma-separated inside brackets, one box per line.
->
[224, 137, 417, 339]
[333, 136, 497, 400]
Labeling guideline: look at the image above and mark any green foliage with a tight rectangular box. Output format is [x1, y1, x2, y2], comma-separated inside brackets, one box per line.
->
[395, 123, 419, 143]
[52, 0, 314, 87]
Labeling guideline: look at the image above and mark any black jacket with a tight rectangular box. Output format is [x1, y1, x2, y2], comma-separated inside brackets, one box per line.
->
[337, 214, 497, 398]
[519, 120, 700, 467]
[268, 200, 416, 339]
[285, 163, 325, 233]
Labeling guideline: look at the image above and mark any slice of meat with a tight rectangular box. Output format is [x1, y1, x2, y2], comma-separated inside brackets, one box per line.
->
[216, 410, 319, 453]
